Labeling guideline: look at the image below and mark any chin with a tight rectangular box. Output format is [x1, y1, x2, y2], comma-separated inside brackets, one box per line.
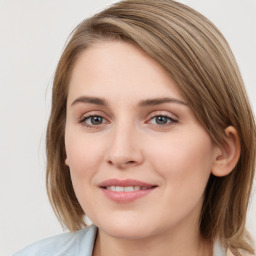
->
[104, 223, 153, 240]
[91, 213, 154, 240]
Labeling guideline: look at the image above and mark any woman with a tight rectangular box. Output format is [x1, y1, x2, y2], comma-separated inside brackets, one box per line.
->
[14, 0, 255, 255]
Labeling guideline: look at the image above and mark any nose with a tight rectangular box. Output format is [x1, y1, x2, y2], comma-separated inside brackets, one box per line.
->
[105, 122, 144, 169]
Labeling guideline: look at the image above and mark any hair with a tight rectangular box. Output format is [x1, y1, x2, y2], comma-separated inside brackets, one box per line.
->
[46, 0, 256, 255]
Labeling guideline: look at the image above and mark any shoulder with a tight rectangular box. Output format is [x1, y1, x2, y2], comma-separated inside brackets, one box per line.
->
[227, 249, 235, 256]
[13, 225, 97, 256]
[227, 248, 256, 256]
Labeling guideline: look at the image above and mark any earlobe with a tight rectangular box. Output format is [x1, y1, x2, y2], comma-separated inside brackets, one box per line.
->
[211, 126, 241, 177]
[65, 158, 69, 166]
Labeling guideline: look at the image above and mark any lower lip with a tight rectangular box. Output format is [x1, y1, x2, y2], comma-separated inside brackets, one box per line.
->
[100, 188, 156, 203]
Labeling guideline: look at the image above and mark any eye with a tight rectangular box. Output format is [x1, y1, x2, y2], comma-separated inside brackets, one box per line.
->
[79, 115, 108, 127]
[148, 115, 178, 126]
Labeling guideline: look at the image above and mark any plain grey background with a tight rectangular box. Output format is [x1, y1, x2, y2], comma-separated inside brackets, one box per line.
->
[0, 0, 255, 255]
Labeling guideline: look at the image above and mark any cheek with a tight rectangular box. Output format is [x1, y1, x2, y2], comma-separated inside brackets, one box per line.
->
[147, 130, 214, 189]
[145, 131, 214, 221]
[65, 132, 105, 178]
[65, 133, 105, 213]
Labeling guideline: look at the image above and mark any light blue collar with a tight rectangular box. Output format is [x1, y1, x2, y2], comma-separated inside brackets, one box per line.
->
[87, 225, 226, 256]
[213, 240, 226, 256]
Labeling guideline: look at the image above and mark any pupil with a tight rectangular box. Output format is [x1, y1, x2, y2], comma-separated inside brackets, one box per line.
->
[91, 116, 102, 125]
[156, 116, 167, 125]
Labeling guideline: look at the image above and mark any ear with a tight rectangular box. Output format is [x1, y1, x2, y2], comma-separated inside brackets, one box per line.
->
[65, 158, 69, 166]
[211, 126, 241, 177]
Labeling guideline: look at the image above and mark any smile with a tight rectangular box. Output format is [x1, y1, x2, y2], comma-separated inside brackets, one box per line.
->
[99, 179, 157, 203]
[105, 186, 152, 192]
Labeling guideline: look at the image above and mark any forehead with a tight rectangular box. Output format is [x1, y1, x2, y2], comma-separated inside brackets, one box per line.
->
[67, 40, 185, 105]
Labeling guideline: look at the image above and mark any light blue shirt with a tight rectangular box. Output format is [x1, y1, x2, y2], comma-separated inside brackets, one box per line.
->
[13, 225, 97, 256]
[14, 224, 226, 255]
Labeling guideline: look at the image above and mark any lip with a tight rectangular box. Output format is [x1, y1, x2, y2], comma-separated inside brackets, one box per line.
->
[98, 179, 157, 203]
[99, 178, 156, 187]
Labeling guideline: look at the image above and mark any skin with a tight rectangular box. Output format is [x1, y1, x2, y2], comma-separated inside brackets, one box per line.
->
[65, 40, 239, 256]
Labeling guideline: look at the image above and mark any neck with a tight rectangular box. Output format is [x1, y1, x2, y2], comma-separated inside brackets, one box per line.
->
[93, 224, 212, 256]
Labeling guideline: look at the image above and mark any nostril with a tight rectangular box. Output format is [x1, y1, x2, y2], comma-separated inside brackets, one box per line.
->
[126, 161, 136, 164]
[107, 159, 136, 167]
[107, 160, 114, 165]
[106, 153, 142, 168]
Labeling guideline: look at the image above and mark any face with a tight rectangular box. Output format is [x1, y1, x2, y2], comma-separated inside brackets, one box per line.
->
[65, 40, 218, 240]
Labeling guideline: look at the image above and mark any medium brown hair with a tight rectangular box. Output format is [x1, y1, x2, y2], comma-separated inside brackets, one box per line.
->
[46, 0, 256, 254]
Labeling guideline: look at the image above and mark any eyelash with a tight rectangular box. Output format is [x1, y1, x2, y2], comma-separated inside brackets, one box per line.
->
[79, 114, 178, 129]
[79, 115, 108, 129]
[147, 115, 178, 127]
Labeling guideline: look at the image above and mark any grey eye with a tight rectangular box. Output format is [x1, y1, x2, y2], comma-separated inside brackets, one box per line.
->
[154, 116, 169, 125]
[148, 115, 178, 126]
[80, 115, 107, 127]
[87, 116, 104, 125]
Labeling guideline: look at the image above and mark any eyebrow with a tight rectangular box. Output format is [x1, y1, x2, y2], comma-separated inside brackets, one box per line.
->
[71, 96, 107, 106]
[138, 97, 188, 107]
[71, 96, 188, 107]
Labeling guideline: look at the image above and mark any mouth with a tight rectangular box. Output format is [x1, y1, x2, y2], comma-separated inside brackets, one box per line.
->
[103, 185, 156, 192]
[98, 179, 158, 203]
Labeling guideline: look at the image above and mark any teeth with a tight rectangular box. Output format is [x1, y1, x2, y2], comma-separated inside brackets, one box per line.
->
[116, 186, 124, 192]
[106, 186, 147, 192]
[124, 186, 133, 192]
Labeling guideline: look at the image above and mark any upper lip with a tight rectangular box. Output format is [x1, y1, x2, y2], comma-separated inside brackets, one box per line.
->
[99, 179, 157, 188]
